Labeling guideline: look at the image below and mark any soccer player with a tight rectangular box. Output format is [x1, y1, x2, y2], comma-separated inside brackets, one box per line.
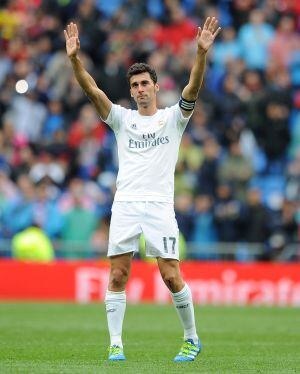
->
[64, 17, 220, 362]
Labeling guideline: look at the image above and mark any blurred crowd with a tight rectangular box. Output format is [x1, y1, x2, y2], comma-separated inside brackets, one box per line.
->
[0, 0, 300, 260]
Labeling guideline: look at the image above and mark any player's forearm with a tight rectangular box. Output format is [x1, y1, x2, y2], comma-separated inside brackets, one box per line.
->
[69, 55, 98, 96]
[69, 54, 112, 120]
[182, 48, 207, 101]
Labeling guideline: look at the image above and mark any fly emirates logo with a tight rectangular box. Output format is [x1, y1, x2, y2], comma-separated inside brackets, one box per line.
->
[128, 132, 170, 150]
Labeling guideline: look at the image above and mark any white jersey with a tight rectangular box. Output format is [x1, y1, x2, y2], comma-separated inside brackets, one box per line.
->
[104, 103, 192, 203]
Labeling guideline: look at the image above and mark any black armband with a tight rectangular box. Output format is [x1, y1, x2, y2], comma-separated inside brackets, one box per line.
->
[179, 96, 196, 111]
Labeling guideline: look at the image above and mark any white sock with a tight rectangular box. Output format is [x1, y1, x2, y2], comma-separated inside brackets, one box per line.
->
[171, 284, 198, 344]
[105, 290, 126, 348]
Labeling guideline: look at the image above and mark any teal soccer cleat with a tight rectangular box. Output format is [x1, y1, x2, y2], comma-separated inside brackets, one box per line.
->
[174, 339, 202, 362]
[108, 345, 126, 361]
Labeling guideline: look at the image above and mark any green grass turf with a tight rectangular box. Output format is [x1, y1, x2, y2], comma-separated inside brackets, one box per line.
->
[0, 303, 299, 373]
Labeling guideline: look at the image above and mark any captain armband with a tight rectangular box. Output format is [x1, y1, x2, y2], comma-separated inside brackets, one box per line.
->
[179, 96, 196, 111]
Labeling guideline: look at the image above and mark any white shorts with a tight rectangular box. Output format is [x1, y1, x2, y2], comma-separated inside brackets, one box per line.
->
[108, 201, 179, 260]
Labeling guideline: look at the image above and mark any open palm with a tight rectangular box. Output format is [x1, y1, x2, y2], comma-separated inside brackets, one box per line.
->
[196, 17, 221, 52]
[64, 22, 80, 58]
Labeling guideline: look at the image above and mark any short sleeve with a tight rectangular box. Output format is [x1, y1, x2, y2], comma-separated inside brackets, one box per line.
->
[103, 104, 127, 134]
[172, 103, 193, 136]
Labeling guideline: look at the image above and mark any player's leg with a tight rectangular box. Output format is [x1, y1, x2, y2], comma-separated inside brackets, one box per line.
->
[157, 258, 201, 361]
[105, 201, 142, 361]
[142, 202, 201, 361]
[108, 252, 133, 291]
[157, 258, 201, 362]
[105, 252, 133, 360]
[157, 258, 199, 342]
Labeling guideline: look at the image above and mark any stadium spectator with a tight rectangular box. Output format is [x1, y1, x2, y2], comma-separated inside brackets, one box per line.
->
[174, 191, 195, 241]
[60, 178, 98, 258]
[238, 9, 274, 70]
[190, 194, 218, 259]
[242, 187, 272, 245]
[229, 0, 256, 30]
[218, 140, 253, 201]
[42, 99, 65, 142]
[277, 199, 298, 245]
[211, 26, 241, 74]
[175, 132, 203, 193]
[152, 2, 197, 54]
[188, 104, 213, 145]
[214, 182, 243, 242]
[216, 75, 242, 133]
[31, 179, 63, 239]
[10, 136, 35, 180]
[29, 151, 66, 186]
[286, 151, 300, 202]
[96, 51, 130, 103]
[195, 136, 220, 197]
[91, 215, 111, 256]
[59, 177, 96, 213]
[4, 89, 47, 142]
[2, 174, 35, 237]
[269, 14, 300, 68]
[67, 103, 107, 179]
[0, 169, 18, 238]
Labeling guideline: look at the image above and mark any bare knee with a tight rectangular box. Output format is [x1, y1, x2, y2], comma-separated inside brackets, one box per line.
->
[161, 271, 176, 289]
[109, 266, 130, 291]
[161, 270, 184, 292]
[158, 258, 184, 292]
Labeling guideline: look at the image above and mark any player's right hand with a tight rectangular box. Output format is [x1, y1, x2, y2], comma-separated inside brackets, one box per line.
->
[64, 22, 80, 58]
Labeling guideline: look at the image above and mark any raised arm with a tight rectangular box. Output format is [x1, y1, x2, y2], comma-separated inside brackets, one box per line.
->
[64, 22, 112, 120]
[180, 17, 221, 117]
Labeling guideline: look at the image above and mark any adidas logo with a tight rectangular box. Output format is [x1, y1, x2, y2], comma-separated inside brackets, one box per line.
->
[176, 304, 189, 309]
[106, 308, 116, 313]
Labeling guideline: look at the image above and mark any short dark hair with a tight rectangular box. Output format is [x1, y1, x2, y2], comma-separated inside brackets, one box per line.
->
[126, 63, 157, 85]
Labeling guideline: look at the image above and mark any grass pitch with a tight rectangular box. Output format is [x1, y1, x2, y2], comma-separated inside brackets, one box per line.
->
[0, 303, 299, 373]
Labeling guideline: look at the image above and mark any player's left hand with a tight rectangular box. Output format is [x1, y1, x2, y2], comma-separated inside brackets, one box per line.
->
[196, 17, 221, 52]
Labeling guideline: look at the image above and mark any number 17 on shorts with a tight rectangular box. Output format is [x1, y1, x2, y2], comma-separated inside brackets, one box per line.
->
[163, 236, 176, 255]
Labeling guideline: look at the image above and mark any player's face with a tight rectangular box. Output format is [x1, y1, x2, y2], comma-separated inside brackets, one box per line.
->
[129, 72, 159, 107]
